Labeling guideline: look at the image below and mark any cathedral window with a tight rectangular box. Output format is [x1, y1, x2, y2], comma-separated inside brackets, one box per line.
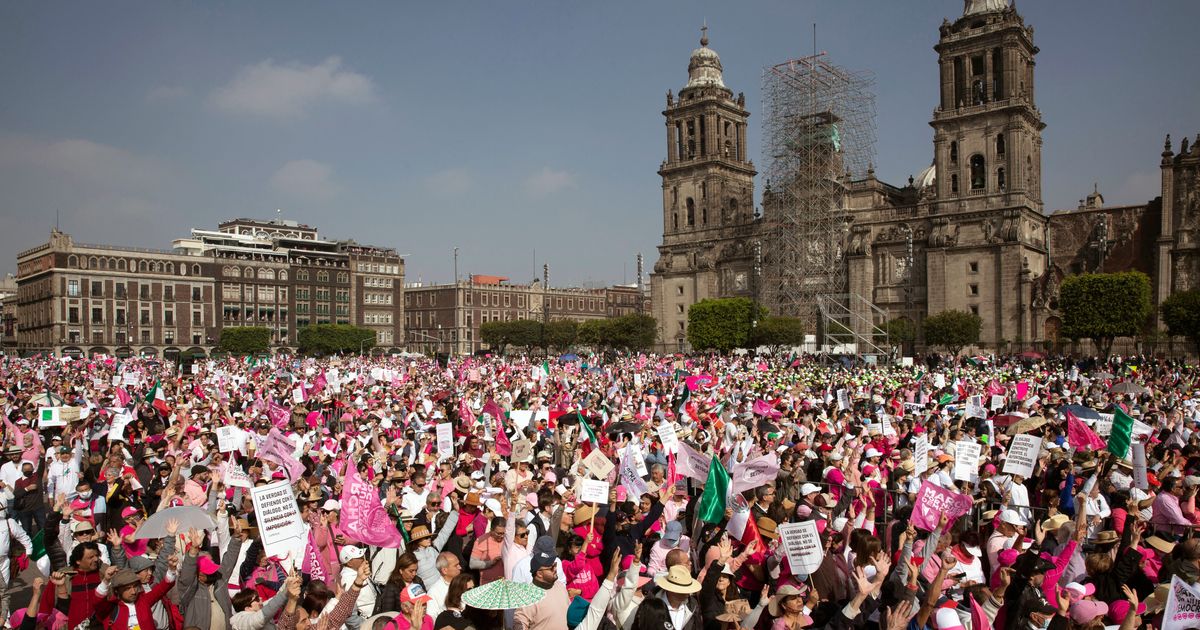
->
[951, 174, 959, 194]
[686, 198, 695, 226]
[672, 186, 678, 208]
[970, 155, 986, 190]
[997, 167, 1006, 191]
[672, 213, 679, 230]
[996, 134, 1005, 157]
[950, 141, 958, 164]
[702, 207, 708, 225]
[700, 182, 706, 199]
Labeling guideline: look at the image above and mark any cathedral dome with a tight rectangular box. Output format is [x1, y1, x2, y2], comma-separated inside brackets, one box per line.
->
[915, 162, 936, 189]
[686, 29, 726, 90]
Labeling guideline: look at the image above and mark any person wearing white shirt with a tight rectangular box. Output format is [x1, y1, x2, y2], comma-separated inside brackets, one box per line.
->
[400, 473, 431, 516]
[338, 546, 377, 618]
[1006, 475, 1032, 522]
[0, 503, 32, 622]
[425, 551, 461, 620]
[47, 444, 82, 501]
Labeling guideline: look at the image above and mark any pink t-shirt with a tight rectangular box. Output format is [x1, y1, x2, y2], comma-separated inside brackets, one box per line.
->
[121, 525, 148, 557]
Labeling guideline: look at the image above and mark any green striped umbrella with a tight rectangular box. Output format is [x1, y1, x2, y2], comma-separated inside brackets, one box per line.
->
[461, 579, 547, 610]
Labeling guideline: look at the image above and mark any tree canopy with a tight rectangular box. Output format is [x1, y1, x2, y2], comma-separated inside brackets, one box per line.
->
[1059, 271, 1153, 357]
[217, 326, 272, 356]
[751, 316, 807, 349]
[686, 298, 767, 353]
[922, 310, 982, 355]
[1161, 289, 1200, 354]
[297, 324, 376, 356]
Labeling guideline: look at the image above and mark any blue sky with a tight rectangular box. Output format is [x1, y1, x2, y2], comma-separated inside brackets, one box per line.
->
[1, 1, 1196, 286]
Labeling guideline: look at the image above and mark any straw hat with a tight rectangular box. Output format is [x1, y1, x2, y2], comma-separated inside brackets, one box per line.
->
[1147, 535, 1176, 554]
[1093, 530, 1119, 545]
[572, 504, 597, 526]
[715, 599, 753, 623]
[757, 517, 779, 540]
[408, 524, 434, 544]
[654, 565, 702, 594]
[768, 585, 805, 617]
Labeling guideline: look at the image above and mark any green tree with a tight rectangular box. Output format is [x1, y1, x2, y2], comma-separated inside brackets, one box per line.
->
[576, 319, 609, 349]
[544, 320, 579, 352]
[508, 319, 544, 351]
[922, 310, 982, 356]
[609, 313, 657, 352]
[879, 318, 917, 346]
[1059, 271, 1153, 358]
[686, 298, 767, 352]
[297, 324, 376, 356]
[480, 321, 511, 354]
[217, 326, 272, 356]
[751, 317, 807, 349]
[1162, 289, 1200, 355]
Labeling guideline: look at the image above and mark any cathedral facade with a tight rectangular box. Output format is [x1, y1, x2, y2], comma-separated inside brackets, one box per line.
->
[650, 2, 1198, 353]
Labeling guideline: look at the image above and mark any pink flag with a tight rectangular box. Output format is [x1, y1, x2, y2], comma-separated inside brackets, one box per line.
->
[313, 372, 327, 395]
[752, 399, 782, 419]
[1066, 412, 1107, 451]
[267, 401, 290, 429]
[1016, 381, 1029, 401]
[987, 380, 1004, 396]
[483, 399, 512, 456]
[730, 452, 780, 494]
[259, 428, 305, 480]
[674, 442, 712, 482]
[911, 480, 973, 531]
[458, 399, 476, 426]
[969, 595, 993, 630]
[115, 387, 132, 408]
[301, 529, 331, 586]
[666, 451, 680, 487]
[305, 411, 323, 429]
[340, 465, 405, 548]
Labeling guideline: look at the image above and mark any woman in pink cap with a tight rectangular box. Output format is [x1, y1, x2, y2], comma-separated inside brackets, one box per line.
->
[118, 506, 149, 558]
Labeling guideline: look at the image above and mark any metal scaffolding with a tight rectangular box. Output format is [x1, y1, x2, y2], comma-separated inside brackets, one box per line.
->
[760, 53, 876, 336]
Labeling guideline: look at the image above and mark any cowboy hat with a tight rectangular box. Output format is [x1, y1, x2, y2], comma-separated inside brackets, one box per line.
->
[572, 504, 596, 526]
[654, 565, 702, 594]
[1040, 514, 1070, 532]
[1092, 530, 1119, 546]
[715, 599, 753, 623]
[408, 524, 434, 544]
[453, 475, 472, 494]
[1147, 535, 1176, 555]
[757, 517, 779, 540]
[297, 486, 322, 503]
[768, 585, 804, 617]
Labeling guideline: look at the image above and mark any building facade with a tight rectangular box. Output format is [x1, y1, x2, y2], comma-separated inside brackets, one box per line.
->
[650, 2, 1196, 352]
[1, 275, 19, 354]
[405, 276, 643, 355]
[14, 229, 219, 359]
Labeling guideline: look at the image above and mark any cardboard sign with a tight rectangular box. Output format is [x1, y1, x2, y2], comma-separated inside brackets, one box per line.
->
[1002, 434, 1041, 478]
[966, 396, 986, 420]
[250, 481, 306, 562]
[38, 407, 64, 428]
[778, 520, 824, 575]
[224, 466, 253, 489]
[954, 440, 982, 482]
[912, 435, 930, 477]
[436, 423, 454, 458]
[511, 439, 533, 463]
[1132, 442, 1149, 490]
[583, 449, 615, 480]
[216, 426, 242, 453]
[990, 395, 1006, 411]
[579, 479, 610, 504]
[1095, 414, 1114, 436]
[836, 389, 851, 411]
[657, 423, 680, 455]
[59, 407, 80, 422]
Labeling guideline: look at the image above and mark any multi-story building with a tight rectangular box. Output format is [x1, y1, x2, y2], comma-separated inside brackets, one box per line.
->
[404, 275, 623, 354]
[605, 284, 651, 317]
[15, 229, 218, 359]
[1, 275, 18, 354]
[346, 242, 405, 349]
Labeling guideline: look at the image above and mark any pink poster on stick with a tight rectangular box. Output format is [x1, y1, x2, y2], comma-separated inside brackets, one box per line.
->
[911, 480, 974, 531]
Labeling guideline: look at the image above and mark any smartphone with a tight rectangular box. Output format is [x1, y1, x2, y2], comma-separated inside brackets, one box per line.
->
[62, 569, 78, 576]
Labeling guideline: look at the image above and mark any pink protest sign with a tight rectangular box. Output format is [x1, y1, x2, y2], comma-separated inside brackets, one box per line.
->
[912, 480, 974, 531]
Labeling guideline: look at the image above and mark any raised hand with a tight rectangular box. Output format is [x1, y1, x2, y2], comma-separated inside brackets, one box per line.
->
[886, 600, 915, 630]
[286, 572, 302, 599]
[165, 518, 181, 536]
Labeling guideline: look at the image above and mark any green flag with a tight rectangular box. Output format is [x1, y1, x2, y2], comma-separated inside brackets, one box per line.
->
[1108, 407, 1135, 459]
[938, 393, 954, 406]
[541, 360, 551, 377]
[30, 530, 45, 561]
[580, 417, 598, 445]
[697, 455, 730, 524]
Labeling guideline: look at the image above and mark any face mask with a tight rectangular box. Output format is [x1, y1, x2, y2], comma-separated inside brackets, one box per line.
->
[79, 491, 92, 500]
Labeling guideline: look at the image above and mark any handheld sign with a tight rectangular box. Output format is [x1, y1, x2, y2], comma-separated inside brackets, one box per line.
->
[1002, 434, 1041, 478]
[250, 481, 306, 561]
[579, 479, 610, 504]
[657, 423, 680, 455]
[778, 520, 824, 575]
[583, 450, 615, 480]
[953, 440, 982, 483]
[436, 423, 455, 459]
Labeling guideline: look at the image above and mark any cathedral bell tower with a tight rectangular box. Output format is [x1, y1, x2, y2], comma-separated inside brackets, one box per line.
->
[650, 27, 757, 351]
[930, 0, 1044, 214]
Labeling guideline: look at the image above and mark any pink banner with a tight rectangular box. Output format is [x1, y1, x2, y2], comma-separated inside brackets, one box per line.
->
[912, 480, 973, 531]
[731, 452, 780, 494]
[259, 428, 305, 480]
[267, 401, 290, 429]
[1016, 381, 1029, 401]
[301, 529, 331, 586]
[1067, 412, 1107, 451]
[752, 399, 782, 419]
[340, 465, 405, 548]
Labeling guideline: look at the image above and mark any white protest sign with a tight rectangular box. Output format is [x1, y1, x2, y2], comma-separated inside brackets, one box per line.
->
[190, 363, 199, 375]
[990, 395, 1006, 411]
[122, 372, 138, 386]
[727, 496, 752, 539]
[934, 373, 946, 389]
[224, 466, 253, 489]
[109, 413, 133, 443]
[436, 423, 454, 458]
[250, 481, 306, 561]
[38, 407, 64, 428]
[657, 423, 680, 455]
[292, 387, 305, 404]
[954, 440, 981, 483]
[966, 396, 986, 420]
[913, 435, 930, 477]
[1133, 419, 1154, 439]
[216, 426, 242, 453]
[579, 479, 610, 504]
[1002, 434, 1042, 478]
[583, 450, 615, 480]
[836, 389, 850, 411]
[508, 410, 535, 431]
[110, 375, 121, 387]
[1132, 442, 1149, 490]
[778, 520, 824, 575]
[1095, 413, 1114, 436]
[619, 445, 650, 497]
[1164, 575, 1200, 630]
[511, 439, 533, 464]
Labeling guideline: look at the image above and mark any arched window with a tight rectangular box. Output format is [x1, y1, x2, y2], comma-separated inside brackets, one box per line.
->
[89, 256, 99, 269]
[317, 271, 329, 282]
[997, 167, 1006, 190]
[686, 198, 695, 226]
[166, 263, 174, 274]
[278, 270, 287, 281]
[192, 264, 200, 275]
[996, 134, 1006, 156]
[702, 207, 707, 225]
[298, 270, 309, 281]
[970, 155, 986, 190]
[258, 269, 274, 280]
[244, 267, 254, 278]
[138, 260, 147, 272]
[117, 259, 127, 271]
[949, 141, 958, 164]
[951, 174, 959, 193]
[68, 255, 78, 268]
[672, 213, 678, 230]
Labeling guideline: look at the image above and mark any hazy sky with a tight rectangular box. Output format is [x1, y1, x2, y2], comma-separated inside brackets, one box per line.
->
[2, 1, 1196, 286]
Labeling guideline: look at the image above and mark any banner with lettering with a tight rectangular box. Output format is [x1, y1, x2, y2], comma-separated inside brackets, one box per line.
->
[731, 452, 780, 494]
[912, 480, 974, 531]
[340, 465, 405, 548]
[1164, 575, 1200, 630]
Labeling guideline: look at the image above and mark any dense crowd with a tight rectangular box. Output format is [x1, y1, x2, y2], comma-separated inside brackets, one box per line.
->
[0, 350, 1198, 630]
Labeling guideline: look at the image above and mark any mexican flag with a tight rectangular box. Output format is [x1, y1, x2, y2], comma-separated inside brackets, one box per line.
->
[697, 455, 731, 524]
[145, 381, 170, 416]
[541, 360, 551, 377]
[1107, 407, 1135, 459]
[579, 416, 598, 445]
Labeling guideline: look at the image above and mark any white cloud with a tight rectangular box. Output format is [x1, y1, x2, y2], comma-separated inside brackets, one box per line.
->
[209, 56, 376, 120]
[0, 135, 171, 191]
[523, 167, 577, 198]
[269, 160, 339, 201]
[146, 86, 188, 102]
[425, 168, 473, 197]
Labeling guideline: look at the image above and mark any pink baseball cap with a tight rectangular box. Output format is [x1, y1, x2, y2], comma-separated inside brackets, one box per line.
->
[197, 556, 221, 575]
[1070, 600, 1108, 625]
[121, 506, 140, 519]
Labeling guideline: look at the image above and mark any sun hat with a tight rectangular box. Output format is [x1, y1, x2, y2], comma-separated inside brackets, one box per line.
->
[408, 525, 434, 544]
[1040, 514, 1070, 531]
[1147, 535, 1176, 554]
[1093, 530, 1119, 545]
[767, 585, 803, 617]
[999, 509, 1027, 527]
[934, 608, 966, 630]
[127, 557, 154, 573]
[654, 565, 702, 594]
[715, 599, 753, 623]
[757, 517, 779, 540]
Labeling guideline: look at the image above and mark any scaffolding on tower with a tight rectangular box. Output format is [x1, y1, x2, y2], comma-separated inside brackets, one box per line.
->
[760, 52, 888, 356]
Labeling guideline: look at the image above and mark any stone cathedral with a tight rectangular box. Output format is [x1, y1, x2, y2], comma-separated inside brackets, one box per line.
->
[650, 0, 1199, 352]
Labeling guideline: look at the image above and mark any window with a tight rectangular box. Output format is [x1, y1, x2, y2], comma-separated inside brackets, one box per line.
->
[949, 141, 958, 164]
[317, 271, 329, 283]
[951, 173, 959, 194]
[141, 330, 151, 343]
[116, 309, 126, 325]
[140, 285, 150, 300]
[192, 310, 201, 325]
[686, 198, 695, 226]
[91, 281, 103, 297]
[68, 280, 80, 297]
[91, 307, 103, 324]
[193, 333, 202, 345]
[68, 307, 80, 324]
[164, 330, 175, 344]
[297, 270, 309, 281]
[115, 283, 126, 298]
[969, 261, 979, 274]
[997, 167, 1006, 191]
[996, 134, 1005, 156]
[164, 286, 174, 301]
[165, 310, 174, 325]
[676, 286, 684, 296]
[677, 305, 684, 314]
[969, 284, 979, 296]
[969, 305, 979, 316]
[970, 155, 986, 190]
[192, 287, 201, 301]
[672, 213, 679, 230]
[141, 310, 151, 325]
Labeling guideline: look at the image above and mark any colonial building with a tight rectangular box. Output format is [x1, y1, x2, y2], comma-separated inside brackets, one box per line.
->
[650, 1, 1196, 352]
[1, 275, 20, 354]
[15, 229, 219, 359]
[650, 28, 758, 352]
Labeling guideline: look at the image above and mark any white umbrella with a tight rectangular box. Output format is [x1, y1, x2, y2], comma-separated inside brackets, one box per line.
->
[133, 506, 216, 539]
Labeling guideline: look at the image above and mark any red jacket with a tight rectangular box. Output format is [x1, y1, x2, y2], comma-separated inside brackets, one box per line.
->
[96, 576, 175, 630]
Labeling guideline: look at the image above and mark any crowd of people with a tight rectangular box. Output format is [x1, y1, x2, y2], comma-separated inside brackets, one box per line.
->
[0, 350, 1197, 630]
